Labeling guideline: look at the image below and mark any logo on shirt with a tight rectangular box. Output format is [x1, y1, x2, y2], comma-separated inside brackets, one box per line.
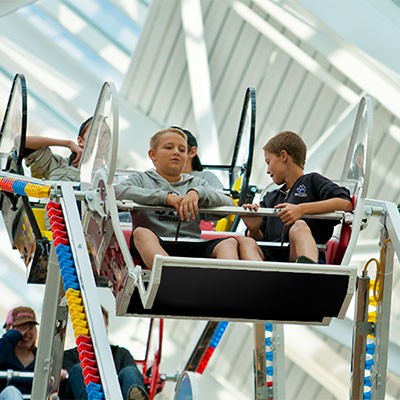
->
[294, 184, 307, 197]
[156, 210, 179, 222]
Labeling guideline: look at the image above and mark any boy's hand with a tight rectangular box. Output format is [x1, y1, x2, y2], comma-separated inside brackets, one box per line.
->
[242, 203, 259, 212]
[69, 142, 83, 167]
[13, 323, 33, 339]
[241, 203, 263, 234]
[167, 193, 183, 210]
[179, 190, 199, 221]
[60, 368, 69, 381]
[275, 203, 303, 225]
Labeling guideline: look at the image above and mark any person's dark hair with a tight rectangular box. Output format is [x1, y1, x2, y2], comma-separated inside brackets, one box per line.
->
[78, 116, 93, 138]
[263, 130, 307, 169]
[170, 126, 203, 171]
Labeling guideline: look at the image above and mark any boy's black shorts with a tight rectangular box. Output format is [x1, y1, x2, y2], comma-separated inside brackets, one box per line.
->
[261, 246, 325, 263]
[261, 246, 290, 262]
[130, 234, 228, 266]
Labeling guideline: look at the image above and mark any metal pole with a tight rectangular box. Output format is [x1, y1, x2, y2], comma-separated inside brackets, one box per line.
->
[32, 246, 68, 399]
[372, 235, 394, 400]
[254, 323, 268, 399]
[273, 324, 286, 400]
[60, 184, 122, 399]
[350, 272, 371, 400]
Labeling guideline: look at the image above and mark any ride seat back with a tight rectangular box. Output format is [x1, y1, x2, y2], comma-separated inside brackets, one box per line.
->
[325, 221, 352, 265]
[122, 225, 131, 247]
[324, 186, 357, 266]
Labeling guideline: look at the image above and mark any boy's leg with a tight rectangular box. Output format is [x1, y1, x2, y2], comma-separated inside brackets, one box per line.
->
[210, 237, 239, 259]
[118, 364, 148, 399]
[133, 227, 168, 269]
[236, 236, 264, 261]
[0, 386, 24, 400]
[67, 363, 88, 399]
[288, 220, 318, 263]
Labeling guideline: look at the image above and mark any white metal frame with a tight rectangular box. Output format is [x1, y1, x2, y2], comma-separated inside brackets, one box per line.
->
[125, 254, 358, 325]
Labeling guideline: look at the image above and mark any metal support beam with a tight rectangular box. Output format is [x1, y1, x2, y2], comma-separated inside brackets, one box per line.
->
[60, 184, 123, 399]
[371, 230, 394, 400]
[306, 100, 358, 172]
[253, 323, 286, 400]
[32, 246, 67, 399]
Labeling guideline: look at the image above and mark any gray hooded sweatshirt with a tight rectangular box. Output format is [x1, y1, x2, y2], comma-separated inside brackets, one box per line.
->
[114, 169, 233, 238]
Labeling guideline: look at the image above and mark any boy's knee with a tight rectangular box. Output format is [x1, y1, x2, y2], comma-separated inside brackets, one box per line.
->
[69, 363, 83, 380]
[289, 220, 311, 237]
[215, 237, 238, 252]
[119, 365, 143, 382]
[133, 227, 155, 242]
[237, 236, 258, 247]
[0, 386, 23, 398]
[223, 237, 239, 249]
[118, 365, 146, 395]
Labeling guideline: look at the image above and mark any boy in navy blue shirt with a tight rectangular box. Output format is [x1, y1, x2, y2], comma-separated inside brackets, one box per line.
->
[241, 130, 353, 263]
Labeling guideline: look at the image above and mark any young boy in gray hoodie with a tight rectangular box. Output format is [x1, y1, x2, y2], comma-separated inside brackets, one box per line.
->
[114, 127, 262, 268]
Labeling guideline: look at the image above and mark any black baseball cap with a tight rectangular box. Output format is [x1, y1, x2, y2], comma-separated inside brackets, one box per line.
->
[171, 126, 203, 171]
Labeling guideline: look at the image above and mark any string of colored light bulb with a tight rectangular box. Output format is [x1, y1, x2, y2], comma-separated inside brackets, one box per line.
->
[46, 201, 105, 400]
[0, 175, 50, 198]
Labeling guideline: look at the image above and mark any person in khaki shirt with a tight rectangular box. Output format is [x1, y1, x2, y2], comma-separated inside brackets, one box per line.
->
[23, 117, 92, 182]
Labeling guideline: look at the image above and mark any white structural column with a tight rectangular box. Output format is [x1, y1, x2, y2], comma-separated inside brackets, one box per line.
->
[285, 325, 350, 399]
[305, 100, 359, 172]
[180, 0, 220, 164]
[60, 184, 123, 399]
[0, 1, 38, 17]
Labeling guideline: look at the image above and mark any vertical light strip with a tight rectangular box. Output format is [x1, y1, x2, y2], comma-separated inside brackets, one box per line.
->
[180, 0, 220, 164]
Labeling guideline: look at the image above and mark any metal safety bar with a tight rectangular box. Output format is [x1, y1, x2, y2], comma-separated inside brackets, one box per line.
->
[116, 200, 347, 221]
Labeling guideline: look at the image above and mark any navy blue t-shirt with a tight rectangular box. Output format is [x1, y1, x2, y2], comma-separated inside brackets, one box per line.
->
[260, 173, 351, 244]
[0, 330, 35, 394]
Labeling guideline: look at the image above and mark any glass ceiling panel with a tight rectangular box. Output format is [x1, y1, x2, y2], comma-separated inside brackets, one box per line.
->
[18, 4, 122, 85]
[65, 0, 142, 54]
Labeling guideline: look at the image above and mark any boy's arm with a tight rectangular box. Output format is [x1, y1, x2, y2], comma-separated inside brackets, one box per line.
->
[201, 171, 224, 190]
[276, 197, 353, 226]
[241, 203, 265, 240]
[24, 136, 83, 166]
[114, 173, 169, 206]
[297, 197, 353, 214]
[189, 184, 233, 207]
[245, 222, 265, 240]
[0, 330, 22, 362]
[62, 348, 80, 371]
[25, 136, 79, 152]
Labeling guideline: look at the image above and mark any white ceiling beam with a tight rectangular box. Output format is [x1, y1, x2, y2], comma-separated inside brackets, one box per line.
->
[231, 1, 359, 105]
[0, 0, 38, 17]
[285, 325, 351, 399]
[305, 100, 359, 173]
[312, 317, 400, 377]
[286, 325, 398, 400]
[254, 0, 400, 119]
[180, 0, 220, 163]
